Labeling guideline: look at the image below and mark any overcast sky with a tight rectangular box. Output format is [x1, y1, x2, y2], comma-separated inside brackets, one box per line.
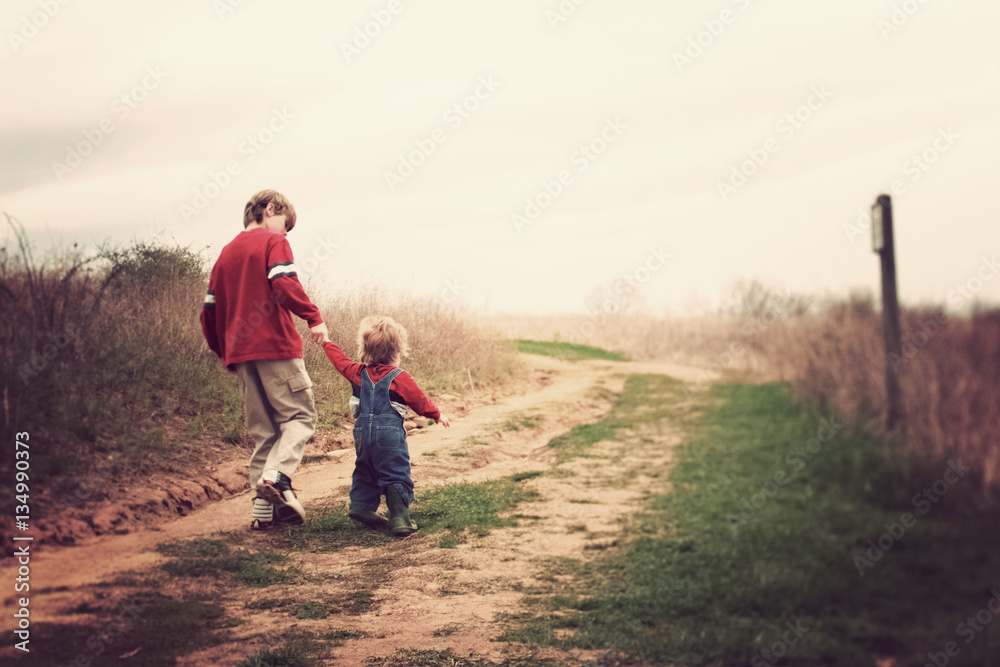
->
[2, 0, 998, 315]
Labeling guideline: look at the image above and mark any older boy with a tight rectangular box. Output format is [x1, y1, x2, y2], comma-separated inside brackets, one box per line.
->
[201, 189, 328, 530]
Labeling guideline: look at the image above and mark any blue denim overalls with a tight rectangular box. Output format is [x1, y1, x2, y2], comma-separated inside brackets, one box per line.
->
[351, 367, 414, 510]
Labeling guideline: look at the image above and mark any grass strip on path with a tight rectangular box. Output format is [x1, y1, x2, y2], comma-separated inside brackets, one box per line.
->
[514, 339, 628, 362]
[547, 373, 694, 462]
[413, 477, 542, 547]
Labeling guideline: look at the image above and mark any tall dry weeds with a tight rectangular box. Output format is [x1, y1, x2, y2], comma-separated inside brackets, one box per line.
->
[304, 284, 519, 427]
[760, 299, 1000, 501]
[493, 284, 999, 504]
[1, 220, 518, 492]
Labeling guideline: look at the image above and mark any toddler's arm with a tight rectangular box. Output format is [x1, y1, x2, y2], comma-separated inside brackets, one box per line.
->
[392, 371, 448, 426]
[322, 340, 363, 384]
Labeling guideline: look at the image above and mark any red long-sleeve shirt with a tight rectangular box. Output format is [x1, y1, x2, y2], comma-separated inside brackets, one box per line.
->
[201, 228, 323, 371]
[323, 341, 441, 421]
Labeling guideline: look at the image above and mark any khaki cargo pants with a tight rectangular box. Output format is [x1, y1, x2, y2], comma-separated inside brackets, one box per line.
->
[235, 357, 317, 490]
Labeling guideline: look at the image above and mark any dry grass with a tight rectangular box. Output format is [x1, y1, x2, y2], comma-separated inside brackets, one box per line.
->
[491, 284, 1000, 504]
[1, 216, 518, 493]
[304, 285, 519, 431]
[759, 298, 1000, 500]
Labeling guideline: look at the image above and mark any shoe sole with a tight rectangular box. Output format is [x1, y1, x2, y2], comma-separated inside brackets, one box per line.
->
[256, 481, 283, 505]
[257, 481, 306, 525]
[390, 521, 419, 537]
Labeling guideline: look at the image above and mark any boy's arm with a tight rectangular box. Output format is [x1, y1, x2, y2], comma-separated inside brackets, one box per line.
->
[200, 271, 222, 357]
[322, 341, 363, 385]
[266, 237, 326, 339]
[392, 371, 442, 422]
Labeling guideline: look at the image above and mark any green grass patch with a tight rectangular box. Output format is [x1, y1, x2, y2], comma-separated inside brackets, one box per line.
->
[436, 533, 463, 549]
[497, 411, 542, 431]
[238, 636, 325, 667]
[347, 590, 375, 614]
[503, 381, 1000, 665]
[413, 475, 542, 541]
[514, 339, 627, 362]
[322, 629, 370, 645]
[294, 600, 330, 620]
[509, 470, 545, 483]
[245, 597, 292, 611]
[546, 374, 689, 462]
[157, 539, 301, 587]
[461, 435, 491, 448]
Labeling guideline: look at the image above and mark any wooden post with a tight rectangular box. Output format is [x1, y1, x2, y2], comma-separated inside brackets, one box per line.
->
[871, 194, 904, 431]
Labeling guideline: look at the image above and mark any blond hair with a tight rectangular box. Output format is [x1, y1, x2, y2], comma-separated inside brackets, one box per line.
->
[243, 189, 297, 231]
[357, 316, 409, 366]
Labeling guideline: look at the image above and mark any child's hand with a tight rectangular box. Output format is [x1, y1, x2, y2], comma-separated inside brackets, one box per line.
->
[438, 414, 451, 428]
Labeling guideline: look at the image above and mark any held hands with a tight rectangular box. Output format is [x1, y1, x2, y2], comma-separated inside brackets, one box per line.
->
[438, 414, 451, 428]
[309, 322, 329, 345]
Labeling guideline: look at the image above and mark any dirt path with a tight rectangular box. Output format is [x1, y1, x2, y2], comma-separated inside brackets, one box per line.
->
[3, 354, 705, 665]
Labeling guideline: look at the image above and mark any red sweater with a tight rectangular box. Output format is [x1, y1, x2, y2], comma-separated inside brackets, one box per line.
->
[201, 228, 323, 370]
[323, 341, 441, 421]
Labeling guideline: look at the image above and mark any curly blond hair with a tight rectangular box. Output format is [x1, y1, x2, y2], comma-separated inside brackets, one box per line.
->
[357, 315, 409, 366]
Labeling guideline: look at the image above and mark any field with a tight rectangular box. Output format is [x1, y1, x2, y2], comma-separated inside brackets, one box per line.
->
[494, 282, 1000, 505]
[2, 240, 998, 666]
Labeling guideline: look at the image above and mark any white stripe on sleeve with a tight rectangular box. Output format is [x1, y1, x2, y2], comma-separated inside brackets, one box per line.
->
[268, 263, 298, 280]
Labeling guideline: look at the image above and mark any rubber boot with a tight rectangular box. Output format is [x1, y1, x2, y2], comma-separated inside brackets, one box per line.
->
[385, 485, 418, 537]
[349, 506, 389, 530]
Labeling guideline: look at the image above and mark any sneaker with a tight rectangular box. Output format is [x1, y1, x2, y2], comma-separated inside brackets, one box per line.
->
[250, 518, 272, 531]
[257, 479, 306, 525]
[273, 503, 305, 525]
